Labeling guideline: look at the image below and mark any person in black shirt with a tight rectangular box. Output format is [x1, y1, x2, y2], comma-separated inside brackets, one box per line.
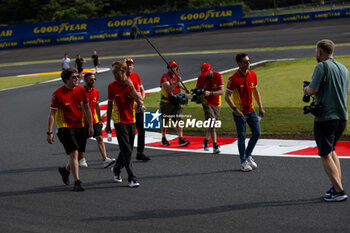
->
[75, 54, 85, 83]
[91, 51, 100, 73]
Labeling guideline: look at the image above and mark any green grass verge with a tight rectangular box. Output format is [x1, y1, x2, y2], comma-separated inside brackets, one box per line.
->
[0, 74, 60, 90]
[144, 56, 350, 137]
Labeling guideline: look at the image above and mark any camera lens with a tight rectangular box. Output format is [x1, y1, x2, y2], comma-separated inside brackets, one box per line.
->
[303, 95, 310, 103]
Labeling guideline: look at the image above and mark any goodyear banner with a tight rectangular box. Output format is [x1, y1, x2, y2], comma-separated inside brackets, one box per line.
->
[1, 6, 350, 50]
[0, 5, 242, 50]
[218, 8, 350, 30]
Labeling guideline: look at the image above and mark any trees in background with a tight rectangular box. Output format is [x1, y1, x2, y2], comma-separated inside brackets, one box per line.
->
[0, 0, 334, 25]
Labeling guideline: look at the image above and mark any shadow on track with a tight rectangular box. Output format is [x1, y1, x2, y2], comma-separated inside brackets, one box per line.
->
[81, 198, 322, 222]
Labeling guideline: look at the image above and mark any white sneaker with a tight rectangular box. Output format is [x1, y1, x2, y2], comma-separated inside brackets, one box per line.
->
[79, 158, 88, 167]
[213, 145, 221, 154]
[241, 160, 252, 172]
[129, 180, 140, 188]
[247, 156, 257, 169]
[111, 167, 122, 183]
[103, 157, 116, 168]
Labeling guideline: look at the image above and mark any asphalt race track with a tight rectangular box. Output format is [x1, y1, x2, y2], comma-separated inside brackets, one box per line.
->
[0, 18, 350, 233]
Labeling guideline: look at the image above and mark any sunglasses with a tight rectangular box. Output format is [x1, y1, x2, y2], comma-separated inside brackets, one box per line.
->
[89, 78, 96, 81]
[242, 60, 251, 64]
[72, 75, 80, 79]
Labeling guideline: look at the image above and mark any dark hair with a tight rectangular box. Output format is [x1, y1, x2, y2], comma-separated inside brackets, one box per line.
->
[317, 39, 334, 55]
[61, 68, 76, 83]
[84, 72, 94, 80]
[236, 53, 248, 63]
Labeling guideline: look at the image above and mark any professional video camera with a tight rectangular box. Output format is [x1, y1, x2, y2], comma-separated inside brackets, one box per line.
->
[191, 87, 205, 104]
[169, 93, 188, 106]
[303, 81, 323, 116]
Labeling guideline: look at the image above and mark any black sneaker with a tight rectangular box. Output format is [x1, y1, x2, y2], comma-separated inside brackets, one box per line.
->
[178, 137, 190, 147]
[213, 143, 221, 154]
[324, 189, 347, 202]
[58, 167, 70, 185]
[161, 137, 170, 146]
[136, 152, 150, 161]
[73, 180, 85, 191]
[324, 186, 335, 198]
[203, 139, 209, 151]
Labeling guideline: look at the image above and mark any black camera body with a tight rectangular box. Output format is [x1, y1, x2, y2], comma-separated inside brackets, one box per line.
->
[303, 81, 311, 103]
[303, 81, 323, 116]
[191, 87, 205, 104]
[304, 101, 323, 116]
[169, 93, 188, 106]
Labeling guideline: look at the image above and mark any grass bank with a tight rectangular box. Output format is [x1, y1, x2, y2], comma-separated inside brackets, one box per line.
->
[144, 56, 350, 138]
[0, 74, 60, 90]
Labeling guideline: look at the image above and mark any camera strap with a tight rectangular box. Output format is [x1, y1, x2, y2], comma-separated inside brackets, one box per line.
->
[316, 61, 328, 104]
[165, 72, 181, 94]
[200, 75, 207, 89]
[200, 75, 212, 91]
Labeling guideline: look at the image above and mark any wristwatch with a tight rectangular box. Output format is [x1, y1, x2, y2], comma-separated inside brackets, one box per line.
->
[232, 107, 237, 111]
[46, 131, 53, 135]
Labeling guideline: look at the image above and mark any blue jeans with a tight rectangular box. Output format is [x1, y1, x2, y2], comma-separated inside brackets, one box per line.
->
[233, 111, 261, 163]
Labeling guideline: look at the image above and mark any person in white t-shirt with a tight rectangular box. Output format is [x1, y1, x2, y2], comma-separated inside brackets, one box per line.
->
[61, 53, 72, 71]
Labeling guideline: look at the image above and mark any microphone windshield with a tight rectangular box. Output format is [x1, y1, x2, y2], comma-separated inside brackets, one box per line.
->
[130, 25, 138, 40]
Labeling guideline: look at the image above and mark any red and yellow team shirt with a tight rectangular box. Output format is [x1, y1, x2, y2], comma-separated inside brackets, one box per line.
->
[196, 71, 224, 107]
[160, 71, 180, 103]
[50, 85, 88, 128]
[226, 70, 257, 113]
[107, 80, 136, 124]
[84, 87, 100, 125]
[128, 72, 142, 93]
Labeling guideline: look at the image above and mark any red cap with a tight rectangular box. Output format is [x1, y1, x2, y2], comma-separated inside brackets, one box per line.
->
[201, 63, 211, 76]
[168, 61, 178, 67]
[124, 58, 134, 63]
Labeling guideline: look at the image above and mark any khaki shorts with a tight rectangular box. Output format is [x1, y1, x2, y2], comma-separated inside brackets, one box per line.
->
[202, 104, 221, 120]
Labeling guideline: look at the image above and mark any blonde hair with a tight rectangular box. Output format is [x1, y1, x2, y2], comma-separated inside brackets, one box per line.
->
[112, 61, 127, 72]
[317, 39, 334, 55]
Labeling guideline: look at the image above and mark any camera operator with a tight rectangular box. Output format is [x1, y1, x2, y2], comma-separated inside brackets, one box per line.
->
[225, 53, 264, 172]
[303, 39, 349, 202]
[160, 61, 190, 147]
[195, 63, 224, 153]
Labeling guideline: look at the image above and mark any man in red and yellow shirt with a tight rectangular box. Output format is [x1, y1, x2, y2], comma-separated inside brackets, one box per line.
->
[78, 73, 116, 169]
[105, 61, 143, 188]
[124, 58, 150, 161]
[195, 63, 224, 154]
[225, 53, 265, 172]
[159, 61, 190, 147]
[47, 68, 94, 191]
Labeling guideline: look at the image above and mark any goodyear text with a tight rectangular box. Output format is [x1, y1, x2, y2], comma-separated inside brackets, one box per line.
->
[34, 23, 87, 34]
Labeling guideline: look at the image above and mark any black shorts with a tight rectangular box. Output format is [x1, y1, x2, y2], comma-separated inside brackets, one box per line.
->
[314, 119, 347, 156]
[90, 123, 102, 138]
[57, 127, 87, 155]
[77, 67, 83, 73]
